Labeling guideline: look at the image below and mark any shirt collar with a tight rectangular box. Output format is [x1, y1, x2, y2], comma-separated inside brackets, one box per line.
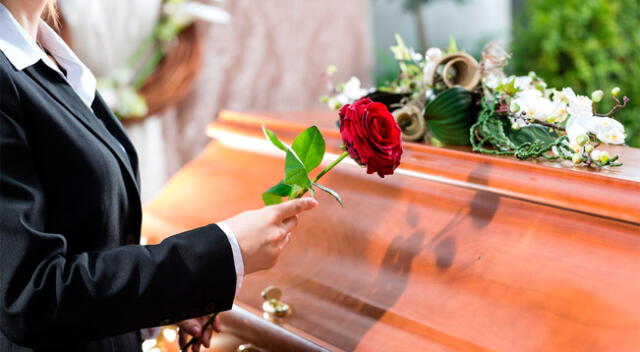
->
[0, 4, 96, 107]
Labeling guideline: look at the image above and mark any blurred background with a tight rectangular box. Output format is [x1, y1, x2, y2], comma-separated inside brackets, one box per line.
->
[57, 0, 639, 201]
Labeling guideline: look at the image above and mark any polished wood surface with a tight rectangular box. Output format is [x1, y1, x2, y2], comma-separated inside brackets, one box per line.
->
[143, 110, 640, 351]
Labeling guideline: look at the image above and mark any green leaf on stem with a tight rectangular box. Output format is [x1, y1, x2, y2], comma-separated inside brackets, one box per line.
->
[284, 149, 312, 189]
[262, 181, 292, 205]
[262, 125, 288, 152]
[288, 184, 303, 200]
[313, 182, 343, 207]
[505, 124, 557, 146]
[292, 126, 326, 171]
[448, 35, 458, 54]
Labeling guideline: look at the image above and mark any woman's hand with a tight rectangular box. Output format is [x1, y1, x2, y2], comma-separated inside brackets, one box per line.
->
[177, 314, 220, 352]
[224, 198, 318, 274]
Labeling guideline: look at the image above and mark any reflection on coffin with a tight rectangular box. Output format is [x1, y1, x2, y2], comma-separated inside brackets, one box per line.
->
[142, 110, 640, 351]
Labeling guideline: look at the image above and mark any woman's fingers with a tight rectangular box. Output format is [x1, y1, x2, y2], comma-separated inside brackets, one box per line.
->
[201, 316, 213, 348]
[179, 329, 188, 349]
[279, 232, 292, 250]
[281, 215, 298, 233]
[179, 319, 201, 338]
[273, 198, 317, 220]
[213, 315, 222, 333]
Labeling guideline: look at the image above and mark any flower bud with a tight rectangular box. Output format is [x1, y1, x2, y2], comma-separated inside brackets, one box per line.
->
[591, 90, 604, 103]
[511, 122, 521, 131]
[572, 153, 584, 164]
[590, 150, 601, 161]
[510, 101, 521, 113]
[528, 71, 537, 80]
[576, 134, 589, 146]
[326, 65, 338, 75]
[611, 87, 621, 97]
[584, 144, 594, 153]
[598, 151, 610, 163]
[570, 143, 581, 153]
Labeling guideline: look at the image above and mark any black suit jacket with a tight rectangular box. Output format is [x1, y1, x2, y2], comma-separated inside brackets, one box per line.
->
[0, 53, 237, 351]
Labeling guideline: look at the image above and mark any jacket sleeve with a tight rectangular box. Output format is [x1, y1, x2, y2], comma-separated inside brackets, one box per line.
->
[0, 94, 237, 347]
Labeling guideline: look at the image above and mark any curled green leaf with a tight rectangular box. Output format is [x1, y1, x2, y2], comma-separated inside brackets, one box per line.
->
[313, 182, 343, 207]
[262, 125, 288, 152]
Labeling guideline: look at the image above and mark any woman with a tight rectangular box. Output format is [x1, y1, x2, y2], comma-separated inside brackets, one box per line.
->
[0, 0, 318, 351]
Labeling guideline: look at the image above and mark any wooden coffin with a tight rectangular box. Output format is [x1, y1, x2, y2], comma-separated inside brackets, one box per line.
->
[142, 110, 640, 352]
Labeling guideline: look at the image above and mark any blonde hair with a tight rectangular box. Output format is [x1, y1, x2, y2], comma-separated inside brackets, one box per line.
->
[42, 0, 59, 28]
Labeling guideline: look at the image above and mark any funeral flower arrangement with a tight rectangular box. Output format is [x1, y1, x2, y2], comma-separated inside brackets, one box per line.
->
[321, 36, 630, 168]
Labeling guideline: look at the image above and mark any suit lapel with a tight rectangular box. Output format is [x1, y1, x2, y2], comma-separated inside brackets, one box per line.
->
[91, 93, 141, 184]
[24, 62, 141, 195]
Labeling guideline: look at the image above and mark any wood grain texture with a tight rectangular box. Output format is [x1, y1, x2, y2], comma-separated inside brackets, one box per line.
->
[143, 111, 640, 351]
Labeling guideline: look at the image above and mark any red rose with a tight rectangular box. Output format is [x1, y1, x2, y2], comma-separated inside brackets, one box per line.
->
[338, 98, 403, 177]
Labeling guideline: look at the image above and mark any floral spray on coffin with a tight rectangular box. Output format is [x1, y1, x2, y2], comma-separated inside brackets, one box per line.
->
[321, 36, 630, 168]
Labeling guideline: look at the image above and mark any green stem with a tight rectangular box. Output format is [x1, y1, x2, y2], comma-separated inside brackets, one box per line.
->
[313, 150, 350, 183]
[132, 46, 165, 89]
[127, 33, 156, 68]
[294, 150, 350, 199]
[180, 312, 218, 352]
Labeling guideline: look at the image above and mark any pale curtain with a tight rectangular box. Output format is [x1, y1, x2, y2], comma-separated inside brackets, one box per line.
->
[60, 0, 371, 202]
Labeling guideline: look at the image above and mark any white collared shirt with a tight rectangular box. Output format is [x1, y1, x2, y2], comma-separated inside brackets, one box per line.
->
[0, 3, 244, 299]
[0, 3, 96, 108]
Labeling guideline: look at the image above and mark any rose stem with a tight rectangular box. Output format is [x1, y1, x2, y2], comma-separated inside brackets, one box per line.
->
[295, 150, 350, 199]
[313, 151, 350, 183]
[180, 312, 218, 352]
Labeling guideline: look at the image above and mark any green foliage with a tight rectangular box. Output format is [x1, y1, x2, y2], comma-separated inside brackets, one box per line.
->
[262, 126, 344, 206]
[284, 149, 312, 190]
[511, 0, 640, 147]
[291, 126, 325, 171]
[424, 87, 475, 145]
[505, 125, 557, 147]
[262, 125, 288, 152]
[262, 182, 292, 205]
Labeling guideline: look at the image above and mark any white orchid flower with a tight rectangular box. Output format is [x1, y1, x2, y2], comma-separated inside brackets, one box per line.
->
[562, 87, 593, 118]
[512, 88, 566, 123]
[425, 47, 443, 62]
[513, 75, 534, 90]
[483, 74, 501, 89]
[423, 47, 443, 82]
[594, 117, 626, 144]
[562, 87, 626, 144]
[342, 76, 369, 102]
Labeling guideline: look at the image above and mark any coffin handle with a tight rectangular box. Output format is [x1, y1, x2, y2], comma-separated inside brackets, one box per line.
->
[261, 286, 292, 318]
